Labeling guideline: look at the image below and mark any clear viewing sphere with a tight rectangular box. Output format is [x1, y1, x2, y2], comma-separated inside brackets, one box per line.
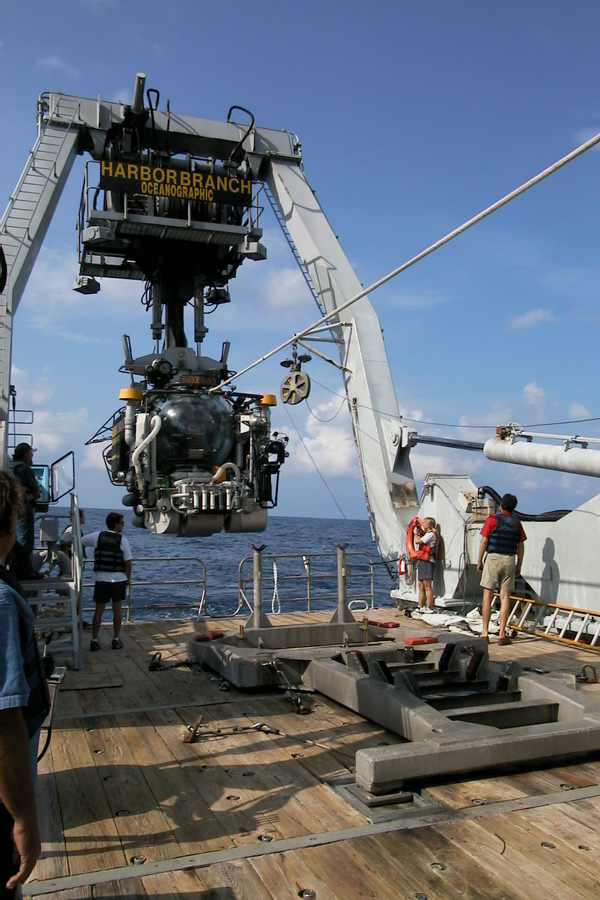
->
[154, 393, 234, 473]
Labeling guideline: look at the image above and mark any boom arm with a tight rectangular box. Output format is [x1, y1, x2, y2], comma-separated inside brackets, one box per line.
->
[265, 161, 418, 564]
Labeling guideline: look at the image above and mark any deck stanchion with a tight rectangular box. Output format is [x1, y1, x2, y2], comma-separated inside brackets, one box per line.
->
[246, 544, 271, 629]
[330, 542, 354, 624]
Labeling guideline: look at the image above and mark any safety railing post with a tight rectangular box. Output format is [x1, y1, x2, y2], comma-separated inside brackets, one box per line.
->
[329, 542, 355, 624]
[245, 544, 271, 629]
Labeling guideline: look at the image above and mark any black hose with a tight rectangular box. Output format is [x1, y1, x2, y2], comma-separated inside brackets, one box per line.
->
[477, 485, 571, 522]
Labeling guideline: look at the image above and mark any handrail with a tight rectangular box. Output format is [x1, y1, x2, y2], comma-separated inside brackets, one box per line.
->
[82, 555, 207, 622]
[79, 550, 375, 622]
[237, 550, 375, 616]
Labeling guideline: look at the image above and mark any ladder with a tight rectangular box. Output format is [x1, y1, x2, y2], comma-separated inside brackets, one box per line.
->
[506, 594, 600, 652]
[262, 180, 327, 316]
[0, 94, 82, 464]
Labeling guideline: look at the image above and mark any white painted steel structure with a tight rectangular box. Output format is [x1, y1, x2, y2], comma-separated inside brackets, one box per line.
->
[0, 83, 418, 563]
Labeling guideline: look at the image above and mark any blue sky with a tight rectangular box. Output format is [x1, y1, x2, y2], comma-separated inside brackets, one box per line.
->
[1, 0, 600, 521]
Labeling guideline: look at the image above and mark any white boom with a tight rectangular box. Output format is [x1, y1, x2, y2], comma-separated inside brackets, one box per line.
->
[0, 82, 416, 558]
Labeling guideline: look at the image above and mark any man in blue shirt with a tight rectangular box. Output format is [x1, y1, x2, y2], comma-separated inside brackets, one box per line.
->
[0, 472, 50, 897]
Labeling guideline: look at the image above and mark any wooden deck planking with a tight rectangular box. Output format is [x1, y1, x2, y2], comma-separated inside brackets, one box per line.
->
[114, 709, 232, 856]
[27, 614, 600, 898]
[165, 701, 365, 839]
[35, 744, 69, 883]
[433, 817, 592, 900]
[46, 720, 127, 875]
[249, 849, 341, 900]
[375, 827, 525, 900]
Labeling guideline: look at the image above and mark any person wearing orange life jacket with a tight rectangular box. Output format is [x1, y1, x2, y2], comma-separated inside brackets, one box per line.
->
[477, 493, 526, 646]
[413, 517, 438, 610]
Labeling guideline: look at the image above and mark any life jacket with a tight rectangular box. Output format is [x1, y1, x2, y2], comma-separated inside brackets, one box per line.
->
[94, 531, 125, 573]
[406, 517, 439, 562]
[416, 528, 439, 562]
[487, 512, 520, 556]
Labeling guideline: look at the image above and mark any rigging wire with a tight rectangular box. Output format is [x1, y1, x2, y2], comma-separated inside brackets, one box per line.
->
[306, 395, 347, 423]
[283, 405, 347, 520]
[212, 127, 600, 396]
[310, 378, 599, 432]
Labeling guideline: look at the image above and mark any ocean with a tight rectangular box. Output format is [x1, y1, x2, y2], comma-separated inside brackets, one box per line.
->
[73, 509, 397, 620]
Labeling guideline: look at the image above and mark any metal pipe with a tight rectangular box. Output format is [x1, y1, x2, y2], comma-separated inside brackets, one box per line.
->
[131, 414, 161, 485]
[210, 462, 241, 483]
[484, 437, 600, 477]
[131, 73, 146, 115]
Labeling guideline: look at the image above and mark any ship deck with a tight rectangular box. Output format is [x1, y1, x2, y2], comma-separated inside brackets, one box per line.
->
[28, 609, 600, 899]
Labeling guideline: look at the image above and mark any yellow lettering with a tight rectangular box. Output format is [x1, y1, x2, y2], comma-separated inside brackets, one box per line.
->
[114, 162, 126, 179]
[207, 189, 213, 201]
[240, 180, 251, 195]
[166, 169, 176, 185]
[216, 176, 228, 192]
[140, 166, 151, 181]
[192, 172, 202, 188]
[228, 178, 239, 193]
[180, 171, 191, 187]
[153, 167, 165, 183]
[205, 175, 215, 190]
[100, 160, 113, 177]
[127, 164, 139, 180]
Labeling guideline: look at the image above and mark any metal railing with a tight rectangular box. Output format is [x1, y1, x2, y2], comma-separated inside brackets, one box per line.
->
[237, 549, 375, 616]
[82, 555, 207, 621]
[80, 548, 375, 621]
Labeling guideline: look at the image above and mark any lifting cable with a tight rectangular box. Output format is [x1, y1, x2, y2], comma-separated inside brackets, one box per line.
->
[283, 406, 347, 520]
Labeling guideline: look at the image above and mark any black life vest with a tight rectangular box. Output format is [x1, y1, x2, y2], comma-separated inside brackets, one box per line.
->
[487, 513, 520, 556]
[94, 531, 125, 573]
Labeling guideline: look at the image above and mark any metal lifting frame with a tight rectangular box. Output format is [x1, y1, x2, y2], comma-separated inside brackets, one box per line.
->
[0, 83, 418, 562]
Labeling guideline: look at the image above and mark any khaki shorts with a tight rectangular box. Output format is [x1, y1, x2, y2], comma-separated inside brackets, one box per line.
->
[480, 553, 516, 592]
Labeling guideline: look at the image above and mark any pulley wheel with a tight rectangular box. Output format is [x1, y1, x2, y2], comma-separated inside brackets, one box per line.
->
[280, 370, 311, 405]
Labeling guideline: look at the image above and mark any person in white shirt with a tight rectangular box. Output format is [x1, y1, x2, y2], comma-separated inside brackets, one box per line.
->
[82, 513, 132, 651]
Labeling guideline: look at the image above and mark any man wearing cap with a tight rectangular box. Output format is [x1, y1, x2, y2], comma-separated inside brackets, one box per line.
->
[11, 445, 40, 560]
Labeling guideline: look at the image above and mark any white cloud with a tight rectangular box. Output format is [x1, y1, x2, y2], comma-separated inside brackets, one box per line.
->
[80, 443, 107, 471]
[523, 381, 546, 408]
[261, 267, 309, 314]
[521, 478, 539, 491]
[399, 406, 424, 423]
[26, 408, 90, 455]
[36, 56, 79, 79]
[568, 402, 591, 419]
[509, 308, 556, 330]
[284, 399, 358, 478]
[21, 246, 140, 342]
[11, 366, 55, 407]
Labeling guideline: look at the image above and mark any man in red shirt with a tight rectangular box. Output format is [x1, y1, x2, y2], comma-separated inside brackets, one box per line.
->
[477, 493, 526, 645]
